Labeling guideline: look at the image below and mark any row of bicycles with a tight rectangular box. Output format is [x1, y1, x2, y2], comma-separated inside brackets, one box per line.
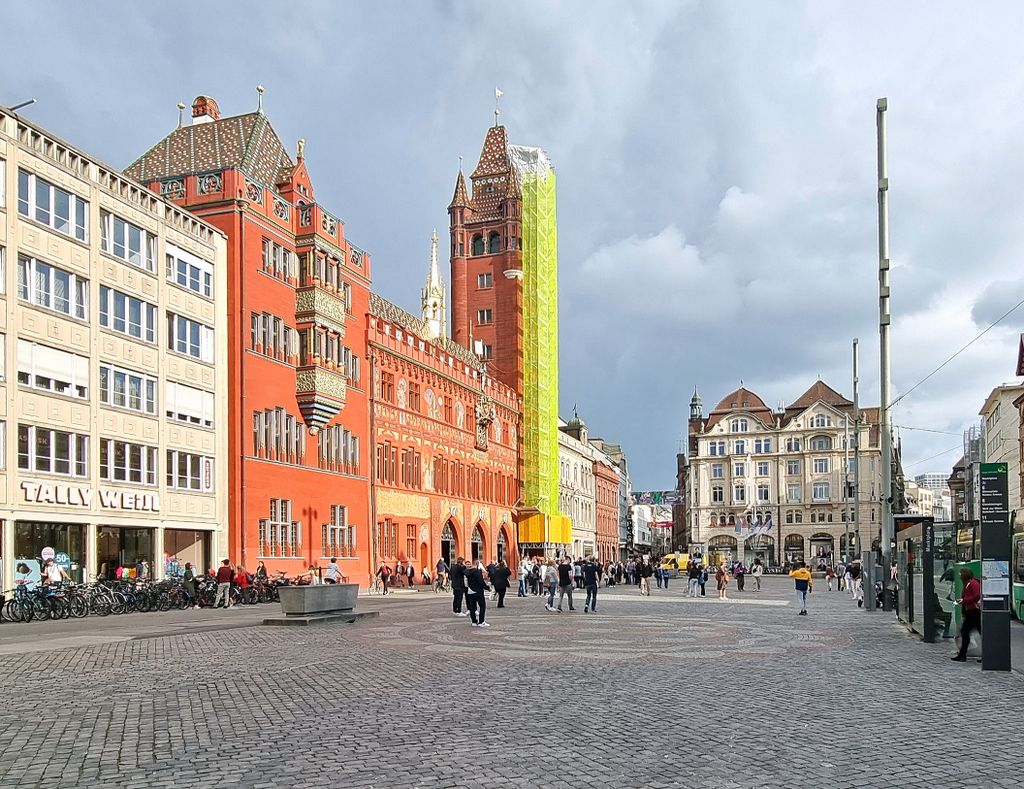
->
[1, 573, 298, 623]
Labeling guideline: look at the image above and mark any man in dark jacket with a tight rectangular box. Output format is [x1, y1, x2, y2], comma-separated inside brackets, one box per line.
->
[489, 560, 512, 608]
[451, 557, 468, 617]
[582, 557, 601, 613]
[464, 562, 490, 627]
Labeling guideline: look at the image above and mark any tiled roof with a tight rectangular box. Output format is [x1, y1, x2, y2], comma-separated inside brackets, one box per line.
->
[710, 387, 771, 413]
[125, 112, 294, 186]
[786, 380, 852, 410]
[467, 125, 513, 222]
[369, 293, 481, 370]
[448, 170, 469, 209]
[470, 125, 510, 178]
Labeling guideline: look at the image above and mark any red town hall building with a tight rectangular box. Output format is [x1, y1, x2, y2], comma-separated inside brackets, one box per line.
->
[126, 95, 520, 581]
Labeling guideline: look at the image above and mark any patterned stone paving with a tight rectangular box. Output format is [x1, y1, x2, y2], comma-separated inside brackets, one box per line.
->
[0, 581, 1020, 788]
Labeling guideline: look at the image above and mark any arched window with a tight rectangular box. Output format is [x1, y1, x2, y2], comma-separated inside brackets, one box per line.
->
[730, 418, 749, 433]
[812, 414, 832, 428]
[471, 524, 485, 562]
[786, 510, 794, 524]
[809, 435, 832, 451]
[795, 511, 803, 523]
[487, 232, 501, 253]
[727, 514, 736, 525]
[471, 235, 484, 256]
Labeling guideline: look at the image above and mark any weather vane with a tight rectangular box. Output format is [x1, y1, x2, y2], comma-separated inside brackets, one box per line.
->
[494, 86, 502, 126]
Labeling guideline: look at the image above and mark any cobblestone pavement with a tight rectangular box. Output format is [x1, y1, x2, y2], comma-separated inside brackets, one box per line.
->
[0, 579, 1021, 789]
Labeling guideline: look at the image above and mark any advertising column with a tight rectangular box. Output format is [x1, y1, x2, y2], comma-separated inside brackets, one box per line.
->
[979, 462, 1012, 672]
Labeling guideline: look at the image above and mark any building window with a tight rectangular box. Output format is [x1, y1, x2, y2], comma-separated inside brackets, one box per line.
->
[318, 424, 359, 472]
[812, 414, 832, 428]
[400, 447, 422, 489]
[261, 498, 298, 557]
[18, 169, 89, 242]
[379, 372, 395, 403]
[477, 308, 493, 325]
[99, 286, 157, 343]
[252, 408, 306, 462]
[708, 440, 726, 456]
[809, 436, 832, 451]
[488, 232, 501, 253]
[443, 396, 454, 424]
[342, 282, 353, 312]
[712, 485, 724, 503]
[786, 459, 800, 476]
[165, 381, 215, 428]
[100, 439, 158, 485]
[407, 382, 420, 411]
[733, 485, 746, 503]
[812, 482, 830, 501]
[0, 159, 4, 207]
[261, 237, 297, 281]
[377, 519, 399, 558]
[166, 243, 214, 298]
[481, 343, 493, 360]
[757, 483, 770, 502]
[100, 364, 157, 415]
[756, 461, 770, 476]
[323, 505, 355, 558]
[406, 524, 417, 559]
[733, 462, 746, 477]
[167, 313, 214, 362]
[17, 340, 89, 400]
[813, 458, 830, 474]
[734, 439, 746, 454]
[0, 246, 5, 294]
[166, 451, 215, 492]
[787, 484, 801, 503]
[100, 211, 155, 271]
[376, 441, 398, 484]
[785, 437, 801, 452]
[342, 347, 361, 385]
[477, 273, 493, 288]
[711, 463, 724, 479]
[250, 312, 298, 361]
[730, 418, 749, 433]
[17, 255, 89, 320]
[471, 235, 484, 256]
[754, 438, 772, 453]
[18, 424, 88, 477]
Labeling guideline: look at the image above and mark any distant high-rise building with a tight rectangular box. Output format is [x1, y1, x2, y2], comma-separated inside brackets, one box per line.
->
[914, 472, 950, 492]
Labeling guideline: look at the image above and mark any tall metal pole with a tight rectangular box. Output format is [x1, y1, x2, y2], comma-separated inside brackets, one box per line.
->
[844, 415, 851, 563]
[877, 97, 895, 605]
[853, 339, 862, 562]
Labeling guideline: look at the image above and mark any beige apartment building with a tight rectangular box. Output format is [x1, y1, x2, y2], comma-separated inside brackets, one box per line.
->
[0, 106, 228, 584]
[685, 382, 883, 566]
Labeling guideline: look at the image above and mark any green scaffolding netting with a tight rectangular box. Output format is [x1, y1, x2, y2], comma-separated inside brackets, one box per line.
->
[517, 162, 559, 519]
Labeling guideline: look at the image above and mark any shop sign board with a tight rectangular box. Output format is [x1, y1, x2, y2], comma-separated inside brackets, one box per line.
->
[20, 481, 161, 512]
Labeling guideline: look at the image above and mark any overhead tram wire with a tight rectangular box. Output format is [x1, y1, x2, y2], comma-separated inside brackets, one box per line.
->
[892, 424, 962, 436]
[905, 444, 958, 468]
[888, 292, 1024, 410]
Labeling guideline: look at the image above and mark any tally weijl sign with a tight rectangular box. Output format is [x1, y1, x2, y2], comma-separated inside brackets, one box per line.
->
[20, 481, 161, 512]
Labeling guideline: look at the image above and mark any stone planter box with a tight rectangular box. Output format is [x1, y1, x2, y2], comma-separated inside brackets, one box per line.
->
[265, 583, 375, 627]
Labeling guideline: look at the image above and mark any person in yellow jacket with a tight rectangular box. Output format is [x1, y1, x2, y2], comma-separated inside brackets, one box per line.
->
[789, 561, 813, 615]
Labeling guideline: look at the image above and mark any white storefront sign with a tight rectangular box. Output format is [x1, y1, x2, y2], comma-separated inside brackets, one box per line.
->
[21, 481, 161, 512]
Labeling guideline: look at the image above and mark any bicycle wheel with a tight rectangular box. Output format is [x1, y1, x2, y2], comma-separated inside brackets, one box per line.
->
[31, 598, 51, 621]
[69, 595, 89, 618]
[6, 599, 28, 622]
[111, 593, 127, 615]
[90, 596, 112, 617]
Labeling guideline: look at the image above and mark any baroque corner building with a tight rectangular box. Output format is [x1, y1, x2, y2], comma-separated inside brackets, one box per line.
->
[0, 103, 229, 582]
[127, 95, 371, 577]
[448, 123, 568, 554]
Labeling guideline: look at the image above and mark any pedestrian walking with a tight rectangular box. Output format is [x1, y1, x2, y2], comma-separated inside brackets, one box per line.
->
[638, 557, 655, 596]
[655, 565, 664, 589]
[699, 565, 708, 596]
[715, 563, 730, 600]
[844, 563, 854, 596]
[836, 562, 847, 591]
[687, 561, 701, 597]
[734, 562, 746, 592]
[517, 559, 530, 597]
[849, 560, 863, 607]
[826, 566, 836, 591]
[214, 559, 233, 609]
[583, 556, 601, 613]
[451, 557, 468, 616]
[556, 558, 575, 612]
[490, 560, 512, 608]
[952, 568, 982, 661]
[543, 559, 558, 610]
[406, 563, 416, 587]
[375, 562, 393, 595]
[751, 558, 764, 591]
[789, 560, 812, 615]
[183, 562, 198, 608]
[464, 561, 490, 627]
[573, 560, 583, 589]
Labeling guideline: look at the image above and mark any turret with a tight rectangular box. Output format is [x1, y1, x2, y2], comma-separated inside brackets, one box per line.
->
[421, 229, 446, 341]
[689, 387, 703, 420]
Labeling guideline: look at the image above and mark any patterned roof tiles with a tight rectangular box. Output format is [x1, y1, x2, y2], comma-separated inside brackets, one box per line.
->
[125, 112, 294, 186]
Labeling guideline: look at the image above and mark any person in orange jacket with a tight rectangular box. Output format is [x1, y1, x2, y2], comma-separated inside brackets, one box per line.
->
[789, 561, 813, 615]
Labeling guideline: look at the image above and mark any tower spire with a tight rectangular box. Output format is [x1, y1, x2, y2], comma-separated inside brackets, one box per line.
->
[421, 229, 446, 341]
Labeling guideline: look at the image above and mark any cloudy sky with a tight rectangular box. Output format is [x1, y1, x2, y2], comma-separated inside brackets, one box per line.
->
[4, 1, 1024, 489]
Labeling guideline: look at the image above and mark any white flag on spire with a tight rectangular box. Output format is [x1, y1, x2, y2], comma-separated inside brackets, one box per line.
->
[494, 87, 503, 99]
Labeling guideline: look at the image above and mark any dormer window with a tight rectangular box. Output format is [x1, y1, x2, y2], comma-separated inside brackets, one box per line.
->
[812, 414, 832, 428]
[730, 418, 749, 433]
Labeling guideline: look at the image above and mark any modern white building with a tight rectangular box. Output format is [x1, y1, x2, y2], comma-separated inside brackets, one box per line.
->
[914, 472, 949, 493]
[0, 105, 229, 584]
[685, 382, 883, 566]
[558, 413, 597, 558]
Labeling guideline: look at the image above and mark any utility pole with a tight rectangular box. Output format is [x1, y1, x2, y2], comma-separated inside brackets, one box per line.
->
[853, 339, 862, 559]
[844, 414, 851, 563]
[877, 97, 895, 606]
